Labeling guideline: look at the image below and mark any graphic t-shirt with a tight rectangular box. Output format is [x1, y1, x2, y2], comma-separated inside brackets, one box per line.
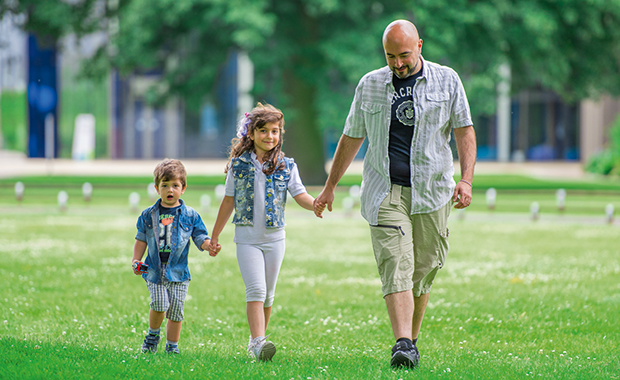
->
[389, 67, 423, 187]
[158, 205, 180, 263]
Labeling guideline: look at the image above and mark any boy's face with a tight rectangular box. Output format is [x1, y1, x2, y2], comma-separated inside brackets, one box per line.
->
[155, 178, 186, 208]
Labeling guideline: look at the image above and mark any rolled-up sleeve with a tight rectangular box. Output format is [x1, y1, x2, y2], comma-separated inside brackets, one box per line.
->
[450, 70, 473, 128]
[192, 214, 209, 251]
[343, 79, 368, 138]
[135, 214, 147, 242]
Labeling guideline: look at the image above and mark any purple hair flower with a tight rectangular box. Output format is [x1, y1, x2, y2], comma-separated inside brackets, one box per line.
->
[236, 112, 251, 138]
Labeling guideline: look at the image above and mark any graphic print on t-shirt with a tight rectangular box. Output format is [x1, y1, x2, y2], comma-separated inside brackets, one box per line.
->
[158, 211, 176, 263]
[394, 99, 415, 126]
[389, 70, 422, 186]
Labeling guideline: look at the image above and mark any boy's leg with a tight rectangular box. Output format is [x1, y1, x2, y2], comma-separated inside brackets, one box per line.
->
[150, 309, 166, 330]
[166, 320, 182, 342]
[143, 280, 170, 353]
[164, 280, 189, 353]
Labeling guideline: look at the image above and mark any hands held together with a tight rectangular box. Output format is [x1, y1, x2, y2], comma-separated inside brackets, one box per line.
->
[312, 188, 334, 218]
[203, 238, 221, 257]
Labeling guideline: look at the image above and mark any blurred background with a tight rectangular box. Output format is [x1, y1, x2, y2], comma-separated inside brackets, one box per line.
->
[1, 0, 620, 184]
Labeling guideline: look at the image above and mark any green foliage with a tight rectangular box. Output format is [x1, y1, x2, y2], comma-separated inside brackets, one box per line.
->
[586, 116, 620, 175]
[4, 0, 620, 178]
[0, 91, 27, 152]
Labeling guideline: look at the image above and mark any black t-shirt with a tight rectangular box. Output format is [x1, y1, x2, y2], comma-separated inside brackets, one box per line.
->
[158, 204, 180, 263]
[389, 68, 423, 187]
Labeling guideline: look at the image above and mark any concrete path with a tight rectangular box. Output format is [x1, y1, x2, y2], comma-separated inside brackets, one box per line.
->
[0, 150, 586, 180]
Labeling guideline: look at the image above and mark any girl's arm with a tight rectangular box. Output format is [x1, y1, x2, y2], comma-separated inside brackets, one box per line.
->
[209, 195, 235, 252]
[293, 193, 316, 211]
[132, 240, 147, 275]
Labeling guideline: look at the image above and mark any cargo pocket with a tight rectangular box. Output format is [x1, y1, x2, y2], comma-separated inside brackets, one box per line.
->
[370, 224, 409, 273]
[437, 227, 449, 269]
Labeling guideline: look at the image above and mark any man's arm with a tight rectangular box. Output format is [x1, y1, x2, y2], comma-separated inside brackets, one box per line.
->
[314, 135, 365, 217]
[452, 125, 476, 209]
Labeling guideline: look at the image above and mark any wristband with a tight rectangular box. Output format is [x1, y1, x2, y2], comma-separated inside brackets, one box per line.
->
[459, 179, 472, 187]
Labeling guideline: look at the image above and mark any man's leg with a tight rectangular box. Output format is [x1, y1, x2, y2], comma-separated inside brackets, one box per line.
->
[412, 293, 429, 339]
[384, 290, 413, 340]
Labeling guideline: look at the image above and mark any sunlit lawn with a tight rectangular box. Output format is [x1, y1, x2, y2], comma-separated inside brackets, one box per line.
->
[1, 177, 620, 379]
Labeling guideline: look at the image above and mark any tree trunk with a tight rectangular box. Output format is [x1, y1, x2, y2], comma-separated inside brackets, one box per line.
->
[281, 68, 327, 185]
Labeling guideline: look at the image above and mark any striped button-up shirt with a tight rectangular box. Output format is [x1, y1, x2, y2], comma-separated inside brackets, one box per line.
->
[343, 59, 473, 225]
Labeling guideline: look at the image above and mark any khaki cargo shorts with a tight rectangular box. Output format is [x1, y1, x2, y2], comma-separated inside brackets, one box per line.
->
[370, 184, 451, 297]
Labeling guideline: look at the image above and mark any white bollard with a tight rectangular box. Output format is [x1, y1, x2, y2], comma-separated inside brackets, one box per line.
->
[58, 191, 69, 212]
[530, 202, 540, 221]
[129, 192, 141, 213]
[349, 185, 361, 206]
[15, 181, 25, 202]
[215, 184, 226, 203]
[200, 194, 212, 213]
[147, 182, 158, 202]
[605, 204, 615, 224]
[342, 196, 355, 217]
[82, 182, 93, 202]
[555, 188, 566, 212]
[485, 188, 497, 210]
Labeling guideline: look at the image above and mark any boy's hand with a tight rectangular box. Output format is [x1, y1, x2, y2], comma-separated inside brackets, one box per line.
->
[132, 259, 142, 275]
[200, 238, 211, 251]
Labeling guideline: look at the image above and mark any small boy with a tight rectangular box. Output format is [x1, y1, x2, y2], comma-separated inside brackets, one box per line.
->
[132, 158, 219, 354]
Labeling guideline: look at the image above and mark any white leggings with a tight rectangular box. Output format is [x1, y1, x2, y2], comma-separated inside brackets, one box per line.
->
[236, 240, 285, 307]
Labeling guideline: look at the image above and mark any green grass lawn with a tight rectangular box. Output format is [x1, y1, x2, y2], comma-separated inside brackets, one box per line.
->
[1, 176, 620, 379]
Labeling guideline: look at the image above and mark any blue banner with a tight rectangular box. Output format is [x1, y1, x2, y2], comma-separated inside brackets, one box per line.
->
[27, 34, 58, 158]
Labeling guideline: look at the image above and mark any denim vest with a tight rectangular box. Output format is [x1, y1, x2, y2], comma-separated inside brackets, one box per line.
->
[231, 151, 293, 228]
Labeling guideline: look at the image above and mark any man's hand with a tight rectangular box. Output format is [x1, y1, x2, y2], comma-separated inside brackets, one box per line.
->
[313, 188, 335, 218]
[452, 180, 472, 209]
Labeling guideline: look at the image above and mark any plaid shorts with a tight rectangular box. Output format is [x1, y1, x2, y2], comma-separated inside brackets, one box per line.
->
[146, 264, 189, 322]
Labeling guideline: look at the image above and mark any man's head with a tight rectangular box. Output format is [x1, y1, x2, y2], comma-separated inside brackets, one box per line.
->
[383, 20, 423, 79]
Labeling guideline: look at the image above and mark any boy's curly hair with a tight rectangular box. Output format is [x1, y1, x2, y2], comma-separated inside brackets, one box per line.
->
[154, 159, 187, 188]
[226, 102, 285, 176]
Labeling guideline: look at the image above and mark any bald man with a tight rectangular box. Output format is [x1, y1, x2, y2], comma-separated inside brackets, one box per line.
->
[314, 20, 477, 369]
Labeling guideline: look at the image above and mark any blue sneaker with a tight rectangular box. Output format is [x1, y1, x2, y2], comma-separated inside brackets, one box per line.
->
[141, 334, 160, 353]
[390, 340, 420, 368]
[165, 344, 180, 354]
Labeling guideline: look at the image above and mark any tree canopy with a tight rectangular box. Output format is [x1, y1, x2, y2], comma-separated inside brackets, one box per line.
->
[3, 0, 620, 183]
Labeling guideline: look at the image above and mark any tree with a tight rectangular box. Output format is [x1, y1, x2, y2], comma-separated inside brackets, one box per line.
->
[4, 0, 620, 182]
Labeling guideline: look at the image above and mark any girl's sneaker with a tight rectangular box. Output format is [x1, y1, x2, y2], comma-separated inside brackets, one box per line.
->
[248, 336, 276, 361]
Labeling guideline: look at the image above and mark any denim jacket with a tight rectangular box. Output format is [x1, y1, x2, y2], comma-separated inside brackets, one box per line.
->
[135, 199, 209, 284]
[231, 151, 294, 228]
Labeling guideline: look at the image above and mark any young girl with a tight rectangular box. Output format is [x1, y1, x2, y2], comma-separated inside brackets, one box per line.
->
[209, 102, 316, 362]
